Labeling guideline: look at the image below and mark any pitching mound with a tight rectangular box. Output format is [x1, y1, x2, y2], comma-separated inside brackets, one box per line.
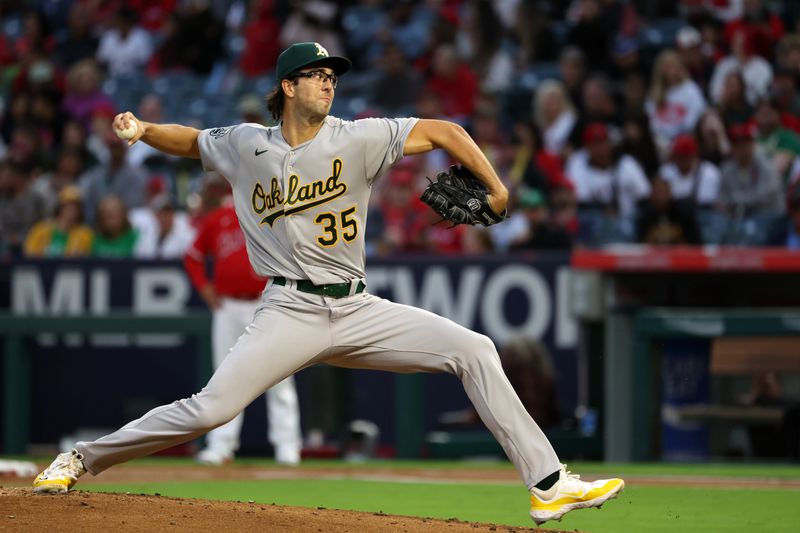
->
[0, 487, 554, 533]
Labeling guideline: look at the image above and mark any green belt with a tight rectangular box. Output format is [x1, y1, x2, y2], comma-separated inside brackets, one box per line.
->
[271, 277, 366, 298]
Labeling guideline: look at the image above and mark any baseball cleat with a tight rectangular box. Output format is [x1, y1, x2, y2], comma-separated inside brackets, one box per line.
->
[33, 449, 87, 494]
[529, 464, 624, 525]
[195, 448, 233, 466]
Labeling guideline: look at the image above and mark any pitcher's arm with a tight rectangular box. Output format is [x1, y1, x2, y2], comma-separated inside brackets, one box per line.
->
[113, 112, 201, 159]
[404, 119, 508, 214]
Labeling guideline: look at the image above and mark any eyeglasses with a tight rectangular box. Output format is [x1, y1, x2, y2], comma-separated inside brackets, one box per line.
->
[292, 69, 338, 89]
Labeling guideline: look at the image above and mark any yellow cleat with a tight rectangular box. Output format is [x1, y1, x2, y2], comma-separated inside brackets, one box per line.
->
[529, 464, 624, 525]
[33, 449, 86, 494]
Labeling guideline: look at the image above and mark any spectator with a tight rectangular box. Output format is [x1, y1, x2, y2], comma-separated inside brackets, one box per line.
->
[456, 0, 514, 94]
[754, 98, 800, 180]
[62, 59, 116, 131]
[621, 71, 648, 119]
[470, 100, 512, 180]
[771, 69, 800, 133]
[96, 7, 153, 77]
[53, 2, 99, 69]
[566, 0, 610, 69]
[79, 129, 148, 223]
[696, 12, 727, 64]
[710, 28, 773, 106]
[29, 88, 66, 155]
[660, 134, 721, 207]
[425, 44, 479, 121]
[91, 195, 139, 257]
[509, 120, 574, 195]
[342, 0, 387, 69]
[718, 124, 785, 217]
[279, 1, 345, 60]
[237, 93, 266, 125]
[0, 160, 47, 256]
[533, 80, 577, 158]
[133, 193, 196, 258]
[609, 35, 645, 80]
[371, 42, 422, 116]
[636, 177, 702, 245]
[620, 114, 661, 178]
[238, 0, 281, 78]
[776, 33, 800, 75]
[676, 25, 714, 92]
[566, 122, 650, 218]
[772, 184, 800, 249]
[723, 0, 784, 62]
[6, 124, 48, 174]
[126, 94, 177, 170]
[558, 46, 587, 110]
[60, 119, 98, 169]
[513, 1, 559, 64]
[127, 0, 178, 32]
[645, 49, 707, 155]
[32, 149, 86, 215]
[695, 109, 732, 165]
[14, 9, 56, 58]
[150, 0, 224, 75]
[386, 0, 437, 60]
[567, 74, 621, 151]
[715, 69, 754, 126]
[509, 188, 574, 250]
[376, 167, 427, 254]
[499, 337, 560, 428]
[24, 185, 93, 257]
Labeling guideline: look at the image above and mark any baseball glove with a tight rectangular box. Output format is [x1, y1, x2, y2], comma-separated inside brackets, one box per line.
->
[420, 165, 506, 227]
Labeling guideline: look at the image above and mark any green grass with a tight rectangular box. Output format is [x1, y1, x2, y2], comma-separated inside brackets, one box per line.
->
[93, 457, 800, 479]
[80, 465, 800, 533]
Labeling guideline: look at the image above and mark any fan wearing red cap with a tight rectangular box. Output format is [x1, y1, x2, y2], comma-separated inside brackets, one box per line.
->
[658, 134, 721, 207]
[565, 122, 651, 218]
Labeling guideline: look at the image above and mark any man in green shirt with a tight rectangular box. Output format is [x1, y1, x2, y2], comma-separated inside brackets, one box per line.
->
[755, 97, 800, 181]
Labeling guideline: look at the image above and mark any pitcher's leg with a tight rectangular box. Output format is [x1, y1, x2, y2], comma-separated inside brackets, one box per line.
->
[77, 300, 329, 475]
[328, 296, 560, 488]
[202, 300, 247, 458]
[266, 376, 302, 464]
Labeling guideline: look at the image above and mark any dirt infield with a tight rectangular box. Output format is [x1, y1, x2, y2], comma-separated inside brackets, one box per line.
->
[0, 486, 548, 533]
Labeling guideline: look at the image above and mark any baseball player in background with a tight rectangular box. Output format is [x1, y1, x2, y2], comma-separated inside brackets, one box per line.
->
[34, 42, 624, 525]
[184, 191, 302, 466]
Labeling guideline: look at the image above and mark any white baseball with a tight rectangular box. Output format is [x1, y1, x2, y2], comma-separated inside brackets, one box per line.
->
[115, 121, 138, 140]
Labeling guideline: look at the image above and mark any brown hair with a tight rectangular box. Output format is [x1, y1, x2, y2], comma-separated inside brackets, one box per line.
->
[266, 78, 300, 122]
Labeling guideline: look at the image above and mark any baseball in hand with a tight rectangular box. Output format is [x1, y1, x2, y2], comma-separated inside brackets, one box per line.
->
[115, 121, 138, 140]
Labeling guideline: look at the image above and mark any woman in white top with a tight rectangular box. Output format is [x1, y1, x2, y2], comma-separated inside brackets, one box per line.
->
[710, 28, 773, 106]
[533, 79, 577, 158]
[645, 49, 707, 157]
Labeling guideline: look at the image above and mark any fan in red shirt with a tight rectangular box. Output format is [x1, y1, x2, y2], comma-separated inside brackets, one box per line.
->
[184, 197, 302, 466]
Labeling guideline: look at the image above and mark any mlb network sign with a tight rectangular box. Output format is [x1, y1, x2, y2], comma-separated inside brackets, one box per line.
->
[2, 255, 577, 349]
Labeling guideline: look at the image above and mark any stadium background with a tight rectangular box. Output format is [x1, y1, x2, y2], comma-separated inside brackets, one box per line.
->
[1, 0, 800, 478]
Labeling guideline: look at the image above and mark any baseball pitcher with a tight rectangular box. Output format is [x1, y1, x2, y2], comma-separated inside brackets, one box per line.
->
[34, 42, 624, 525]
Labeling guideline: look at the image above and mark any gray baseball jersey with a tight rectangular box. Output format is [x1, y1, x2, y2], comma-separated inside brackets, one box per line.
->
[197, 116, 418, 285]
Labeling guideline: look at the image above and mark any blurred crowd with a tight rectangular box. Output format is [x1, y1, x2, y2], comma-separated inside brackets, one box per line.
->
[3, 0, 800, 260]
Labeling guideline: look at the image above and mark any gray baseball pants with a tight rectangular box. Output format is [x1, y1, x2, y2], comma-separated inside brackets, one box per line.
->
[76, 284, 561, 488]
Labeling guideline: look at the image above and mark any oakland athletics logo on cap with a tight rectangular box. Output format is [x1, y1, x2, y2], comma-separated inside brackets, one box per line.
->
[276, 42, 351, 81]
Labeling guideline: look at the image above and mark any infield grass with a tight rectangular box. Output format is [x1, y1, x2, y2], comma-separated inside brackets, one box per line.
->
[80, 460, 800, 533]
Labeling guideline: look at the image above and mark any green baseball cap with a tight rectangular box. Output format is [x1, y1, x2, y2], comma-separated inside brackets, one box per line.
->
[276, 42, 351, 81]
